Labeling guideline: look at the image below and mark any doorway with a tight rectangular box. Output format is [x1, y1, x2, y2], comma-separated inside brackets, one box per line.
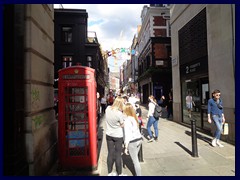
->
[181, 77, 209, 129]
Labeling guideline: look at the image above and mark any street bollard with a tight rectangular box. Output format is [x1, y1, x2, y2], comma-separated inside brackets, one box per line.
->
[190, 118, 198, 157]
[138, 124, 144, 162]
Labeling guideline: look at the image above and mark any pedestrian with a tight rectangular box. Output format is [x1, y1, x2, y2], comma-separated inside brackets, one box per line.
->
[146, 95, 159, 142]
[128, 94, 137, 109]
[122, 94, 128, 104]
[208, 89, 225, 147]
[186, 91, 195, 118]
[135, 101, 143, 130]
[158, 95, 166, 107]
[166, 93, 173, 119]
[100, 94, 107, 114]
[123, 103, 142, 176]
[108, 92, 114, 105]
[97, 92, 101, 125]
[105, 96, 127, 176]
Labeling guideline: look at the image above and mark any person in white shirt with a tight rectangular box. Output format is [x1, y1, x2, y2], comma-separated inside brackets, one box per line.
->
[128, 94, 137, 109]
[123, 103, 142, 176]
[100, 95, 107, 114]
[186, 92, 195, 118]
[147, 95, 159, 142]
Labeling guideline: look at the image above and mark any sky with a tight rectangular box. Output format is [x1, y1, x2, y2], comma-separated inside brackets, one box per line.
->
[54, 4, 148, 72]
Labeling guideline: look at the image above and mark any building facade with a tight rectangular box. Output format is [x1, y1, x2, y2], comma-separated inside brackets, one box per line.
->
[54, 9, 107, 96]
[137, 5, 172, 103]
[3, 4, 56, 175]
[109, 72, 120, 93]
[130, 34, 139, 95]
[170, 4, 235, 144]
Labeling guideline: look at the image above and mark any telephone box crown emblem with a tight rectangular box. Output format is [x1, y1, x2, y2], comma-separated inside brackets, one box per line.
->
[74, 69, 79, 74]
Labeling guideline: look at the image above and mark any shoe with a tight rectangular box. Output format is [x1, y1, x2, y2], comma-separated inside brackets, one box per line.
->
[108, 172, 117, 176]
[148, 138, 154, 143]
[155, 137, 158, 142]
[211, 138, 217, 147]
[118, 174, 127, 176]
[216, 140, 224, 147]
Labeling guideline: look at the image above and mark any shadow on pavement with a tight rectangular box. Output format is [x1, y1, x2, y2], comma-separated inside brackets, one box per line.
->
[185, 130, 212, 146]
[174, 142, 192, 156]
[141, 128, 149, 140]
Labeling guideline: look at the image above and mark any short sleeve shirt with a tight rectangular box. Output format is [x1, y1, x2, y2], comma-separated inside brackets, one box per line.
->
[105, 106, 124, 138]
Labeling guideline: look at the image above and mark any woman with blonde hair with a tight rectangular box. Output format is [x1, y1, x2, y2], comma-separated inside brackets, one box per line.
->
[123, 103, 142, 176]
[147, 95, 159, 142]
[105, 96, 126, 176]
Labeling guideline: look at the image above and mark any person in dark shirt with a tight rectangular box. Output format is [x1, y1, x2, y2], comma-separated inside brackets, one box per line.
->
[135, 101, 143, 130]
[166, 94, 173, 119]
[158, 95, 166, 107]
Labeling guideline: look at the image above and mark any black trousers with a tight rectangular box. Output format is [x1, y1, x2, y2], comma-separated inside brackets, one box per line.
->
[101, 104, 106, 114]
[106, 135, 123, 175]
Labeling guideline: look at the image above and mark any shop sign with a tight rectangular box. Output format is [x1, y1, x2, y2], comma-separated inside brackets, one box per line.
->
[185, 62, 201, 74]
[63, 74, 90, 80]
[156, 60, 164, 66]
[180, 60, 208, 77]
[171, 57, 178, 66]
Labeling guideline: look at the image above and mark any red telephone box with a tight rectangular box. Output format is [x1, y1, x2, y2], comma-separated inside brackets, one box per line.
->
[58, 66, 97, 170]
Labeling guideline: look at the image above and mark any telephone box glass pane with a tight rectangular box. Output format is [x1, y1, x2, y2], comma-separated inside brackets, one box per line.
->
[64, 86, 89, 157]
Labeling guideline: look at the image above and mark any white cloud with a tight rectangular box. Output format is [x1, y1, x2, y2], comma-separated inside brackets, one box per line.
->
[54, 4, 147, 51]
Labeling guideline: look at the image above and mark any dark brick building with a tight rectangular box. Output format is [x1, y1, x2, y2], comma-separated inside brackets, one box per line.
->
[54, 9, 106, 95]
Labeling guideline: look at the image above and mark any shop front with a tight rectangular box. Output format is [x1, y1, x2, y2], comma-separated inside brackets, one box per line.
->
[180, 59, 210, 131]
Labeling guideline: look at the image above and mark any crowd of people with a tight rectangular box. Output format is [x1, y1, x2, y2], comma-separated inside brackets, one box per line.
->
[100, 91, 171, 176]
[99, 88, 225, 176]
[104, 94, 142, 176]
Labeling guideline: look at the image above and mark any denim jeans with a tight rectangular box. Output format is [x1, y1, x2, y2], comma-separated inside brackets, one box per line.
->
[212, 115, 223, 140]
[106, 135, 123, 175]
[147, 116, 159, 139]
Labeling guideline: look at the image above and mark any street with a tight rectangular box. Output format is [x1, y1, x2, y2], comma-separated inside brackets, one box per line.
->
[96, 104, 235, 176]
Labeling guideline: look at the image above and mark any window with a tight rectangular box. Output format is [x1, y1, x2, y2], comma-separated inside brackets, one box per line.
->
[87, 56, 92, 67]
[62, 56, 72, 68]
[61, 27, 72, 43]
[179, 8, 207, 65]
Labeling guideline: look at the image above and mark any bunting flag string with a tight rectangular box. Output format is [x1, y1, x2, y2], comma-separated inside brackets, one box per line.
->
[106, 47, 131, 58]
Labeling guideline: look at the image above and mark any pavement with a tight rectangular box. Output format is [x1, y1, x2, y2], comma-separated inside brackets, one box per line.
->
[48, 104, 235, 176]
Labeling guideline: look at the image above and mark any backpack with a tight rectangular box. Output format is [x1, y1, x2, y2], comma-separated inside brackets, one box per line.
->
[153, 104, 162, 120]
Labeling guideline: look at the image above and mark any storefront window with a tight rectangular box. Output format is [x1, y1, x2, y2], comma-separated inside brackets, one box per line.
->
[181, 78, 209, 130]
[182, 80, 201, 127]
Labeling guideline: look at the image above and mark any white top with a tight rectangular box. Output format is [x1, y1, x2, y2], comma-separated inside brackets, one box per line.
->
[128, 96, 138, 109]
[186, 95, 193, 104]
[123, 116, 142, 146]
[147, 102, 155, 117]
[186, 95, 195, 106]
[101, 97, 107, 104]
[105, 106, 124, 138]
